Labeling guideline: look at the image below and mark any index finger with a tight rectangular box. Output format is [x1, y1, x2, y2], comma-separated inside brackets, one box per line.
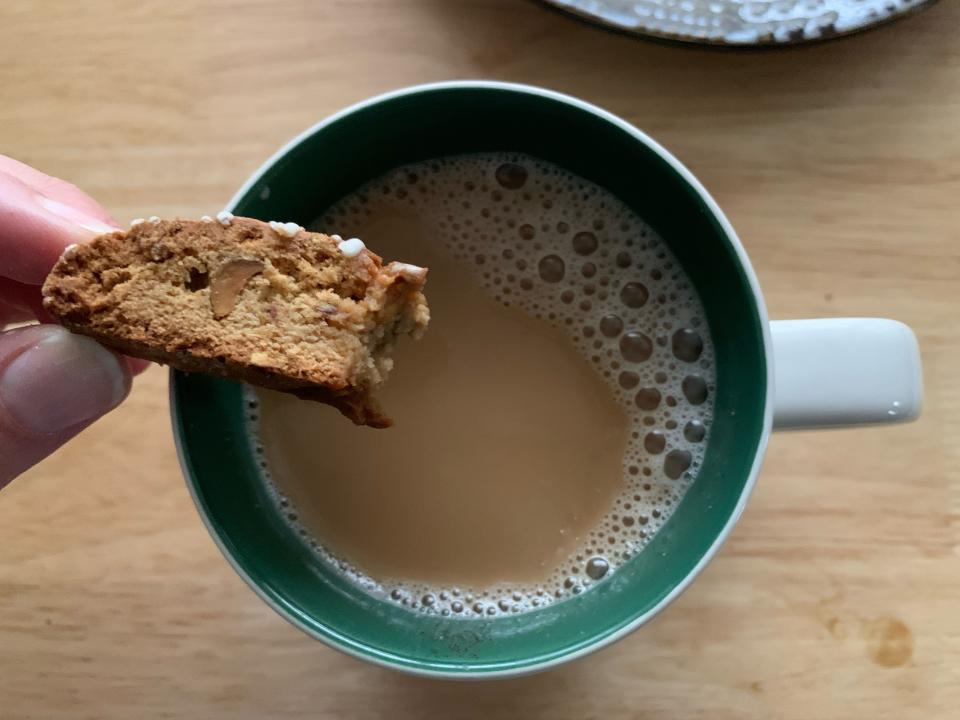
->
[0, 160, 118, 284]
[0, 155, 118, 227]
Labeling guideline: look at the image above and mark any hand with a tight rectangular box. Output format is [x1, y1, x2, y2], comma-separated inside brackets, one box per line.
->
[0, 155, 146, 488]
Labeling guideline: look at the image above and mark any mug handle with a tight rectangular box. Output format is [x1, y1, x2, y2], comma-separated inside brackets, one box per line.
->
[771, 318, 923, 429]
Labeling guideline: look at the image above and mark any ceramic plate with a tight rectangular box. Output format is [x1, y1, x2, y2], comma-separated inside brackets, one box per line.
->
[540, 0, 937, 46]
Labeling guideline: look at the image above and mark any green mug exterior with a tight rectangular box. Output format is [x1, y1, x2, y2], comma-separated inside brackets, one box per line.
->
[171, 81, 771, 677]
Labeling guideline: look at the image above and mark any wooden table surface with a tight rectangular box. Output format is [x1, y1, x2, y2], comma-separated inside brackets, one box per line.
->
[2, 2, 958, 718]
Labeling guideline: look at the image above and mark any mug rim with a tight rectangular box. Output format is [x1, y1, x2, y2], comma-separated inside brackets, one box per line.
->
[176, 80, 775, 678]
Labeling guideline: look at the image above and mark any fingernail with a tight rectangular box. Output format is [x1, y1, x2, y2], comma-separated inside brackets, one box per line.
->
[37, 196, 118, 237]
[0, 326, 129, 434]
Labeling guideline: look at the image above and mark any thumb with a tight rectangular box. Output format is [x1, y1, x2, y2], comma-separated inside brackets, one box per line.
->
[0, 324, 131, 489]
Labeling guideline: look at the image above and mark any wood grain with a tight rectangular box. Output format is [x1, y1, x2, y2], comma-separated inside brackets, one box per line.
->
[1, 1, 958, 718]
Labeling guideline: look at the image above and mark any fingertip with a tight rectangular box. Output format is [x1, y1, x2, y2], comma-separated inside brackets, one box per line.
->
[0, 166, 119, 284]
[0, 325, 130, 436]
[125, 356, 152, 376]
[0, 325, 133, 486]
[37, 196, 119, 237]
[0, 155, 118, 227]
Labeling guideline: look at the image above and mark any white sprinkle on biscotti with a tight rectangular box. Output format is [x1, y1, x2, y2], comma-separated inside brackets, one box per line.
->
[269, 220, 302, 238]
[338, 237, 366, 258]
[130, 218, 145, 226]
[216, 211, 234, 227]
[149, 216, 161, 225]
[200, 215, 213, 223]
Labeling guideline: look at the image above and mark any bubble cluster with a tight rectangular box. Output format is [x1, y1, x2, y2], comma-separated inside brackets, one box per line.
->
[247, 153, 715, 618]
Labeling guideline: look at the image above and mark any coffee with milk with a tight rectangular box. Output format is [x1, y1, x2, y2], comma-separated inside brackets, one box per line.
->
[245, 153, 715, 617]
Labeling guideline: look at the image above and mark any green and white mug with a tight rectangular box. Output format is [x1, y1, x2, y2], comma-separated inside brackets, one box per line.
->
[171, 82, 923, 678]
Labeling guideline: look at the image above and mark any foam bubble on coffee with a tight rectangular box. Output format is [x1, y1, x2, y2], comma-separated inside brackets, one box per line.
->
[246, 153, 715, 617]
